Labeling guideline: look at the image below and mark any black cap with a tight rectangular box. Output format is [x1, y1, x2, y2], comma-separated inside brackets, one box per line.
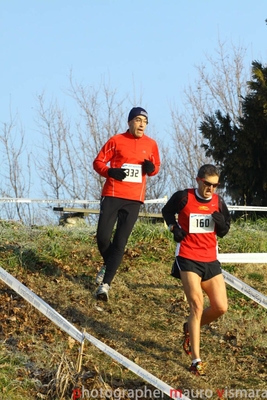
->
[128, 107, 148, 123]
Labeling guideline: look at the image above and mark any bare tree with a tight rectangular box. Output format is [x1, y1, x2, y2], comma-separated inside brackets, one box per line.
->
[0, 113, 32, 223]
[34, 93, 77, 201]
[67, 75, 128, 200]
[168, 108, 211, 189]
[168, 38, 250, 190]
[193, 38, 248, 123]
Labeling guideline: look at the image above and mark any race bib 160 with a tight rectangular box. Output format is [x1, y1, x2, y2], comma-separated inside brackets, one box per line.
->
[189, 213, 215, 233]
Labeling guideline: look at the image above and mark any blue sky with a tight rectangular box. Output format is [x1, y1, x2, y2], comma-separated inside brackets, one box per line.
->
[1, 0, 267, 140]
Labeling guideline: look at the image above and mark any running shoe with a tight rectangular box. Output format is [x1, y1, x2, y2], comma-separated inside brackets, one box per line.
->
[189, 361, 206, 376]
[95, 265, 106, 285]
[183, 322, 191, 355]
[96, 283, 110, 302]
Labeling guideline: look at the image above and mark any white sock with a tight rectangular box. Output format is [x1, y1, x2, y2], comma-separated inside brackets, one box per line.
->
[192, 358, 201, 365]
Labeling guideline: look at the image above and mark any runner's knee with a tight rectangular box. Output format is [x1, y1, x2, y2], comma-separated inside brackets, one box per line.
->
[214, 302, 228, 316]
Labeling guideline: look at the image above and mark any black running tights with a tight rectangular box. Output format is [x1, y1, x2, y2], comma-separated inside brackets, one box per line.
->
[96, 197, 141, 285]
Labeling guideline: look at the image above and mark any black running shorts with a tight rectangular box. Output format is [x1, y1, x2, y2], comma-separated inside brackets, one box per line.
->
[171, 256, 222, 282]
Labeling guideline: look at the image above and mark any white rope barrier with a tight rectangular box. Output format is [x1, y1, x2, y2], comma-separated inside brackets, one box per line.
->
[227, 205, 267, 211]
[218, 250, 267, 308]
[0, 198, 100, 205]
[1, 197, 267, 211]
[218, 253, 267, 307]
[219, 253, 267, 263]
[222, 269, 267, 309]
[0, 198, 167, 205]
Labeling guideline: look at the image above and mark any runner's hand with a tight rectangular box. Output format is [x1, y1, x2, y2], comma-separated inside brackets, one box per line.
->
[108, 168, 127, 181]
[172, 226, 187, 243]
[142, 159, 155, 174]
[212, 211, 226, 229]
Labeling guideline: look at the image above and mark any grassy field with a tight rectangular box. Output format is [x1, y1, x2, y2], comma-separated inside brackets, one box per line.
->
[0, 217, 267, 399]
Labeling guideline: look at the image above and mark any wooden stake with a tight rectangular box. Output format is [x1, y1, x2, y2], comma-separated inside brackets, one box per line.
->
[76, 329, 86, 373]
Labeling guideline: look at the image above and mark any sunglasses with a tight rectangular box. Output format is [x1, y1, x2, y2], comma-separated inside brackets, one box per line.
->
[198, 178, 220, 188]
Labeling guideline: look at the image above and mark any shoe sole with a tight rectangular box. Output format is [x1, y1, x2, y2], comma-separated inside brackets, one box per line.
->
[189, 362, 207, 376]
[189, 369, 206, 376]
[183, 322, 191, 355]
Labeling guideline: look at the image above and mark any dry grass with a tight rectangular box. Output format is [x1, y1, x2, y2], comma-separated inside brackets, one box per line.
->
[0, 219, 267, 399]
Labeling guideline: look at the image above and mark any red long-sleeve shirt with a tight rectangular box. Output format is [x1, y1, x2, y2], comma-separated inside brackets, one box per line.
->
[93, 131, 160, 202]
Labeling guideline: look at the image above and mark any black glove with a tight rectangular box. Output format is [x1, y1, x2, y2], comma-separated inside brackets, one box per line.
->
[172, 226, 187, 243]
[212, 211, 226, 229]
[212, 211, 228, 237]
[142, 159, 155, 174]
[108, 168, 126, 181]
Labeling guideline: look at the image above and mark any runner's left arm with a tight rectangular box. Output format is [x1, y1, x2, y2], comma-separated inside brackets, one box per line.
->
[213, 196, 231, 237]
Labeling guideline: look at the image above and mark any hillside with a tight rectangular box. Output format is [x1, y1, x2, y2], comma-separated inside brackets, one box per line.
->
[0, 218, 267, 399]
